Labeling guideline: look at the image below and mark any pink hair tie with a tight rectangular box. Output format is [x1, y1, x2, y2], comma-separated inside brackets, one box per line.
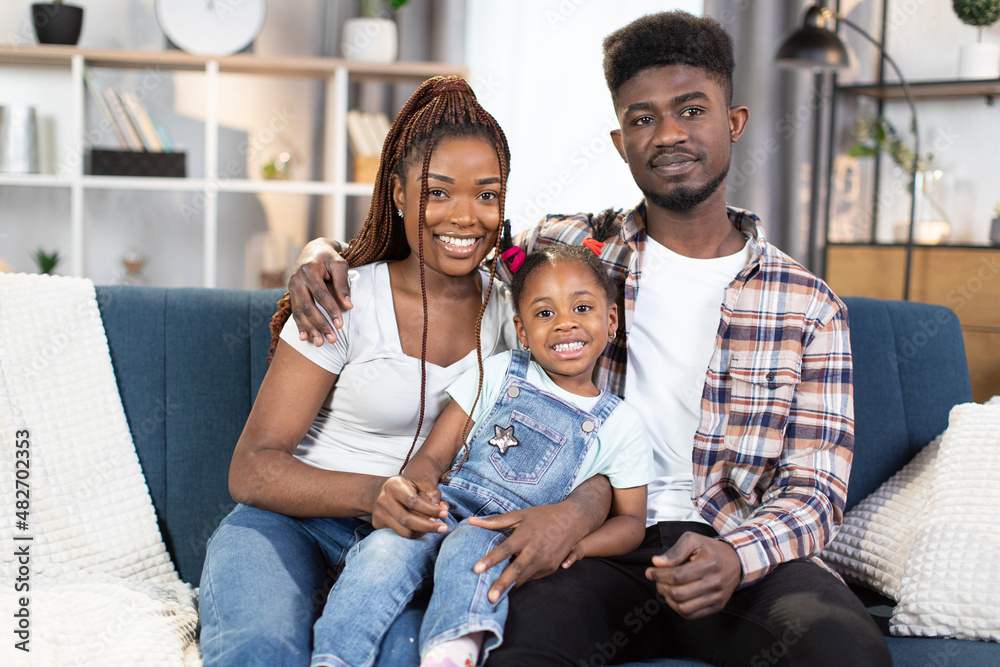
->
[500, 247, 525, 272]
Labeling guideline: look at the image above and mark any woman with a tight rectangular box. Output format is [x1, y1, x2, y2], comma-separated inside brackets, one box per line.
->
[198, 77, 607, 667]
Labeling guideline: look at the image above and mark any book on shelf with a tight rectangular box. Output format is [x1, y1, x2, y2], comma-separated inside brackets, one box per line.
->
[83, 68, 128, 150]
[346, 110, 389, 158]
[119, 89, 163, 152]
[101, 87, 145, 151]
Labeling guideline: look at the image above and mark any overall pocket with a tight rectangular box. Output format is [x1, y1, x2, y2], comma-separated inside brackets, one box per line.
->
[489, 409, 568, 485]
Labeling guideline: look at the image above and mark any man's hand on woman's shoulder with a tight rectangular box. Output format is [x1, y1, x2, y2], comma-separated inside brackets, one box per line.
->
[287, 238, 353, 347]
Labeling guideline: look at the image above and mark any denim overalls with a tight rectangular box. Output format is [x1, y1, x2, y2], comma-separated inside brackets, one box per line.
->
[312, 350, 621, 667]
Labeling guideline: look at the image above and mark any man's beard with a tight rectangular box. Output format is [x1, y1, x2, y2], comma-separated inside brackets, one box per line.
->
[642, 162, 729, 212]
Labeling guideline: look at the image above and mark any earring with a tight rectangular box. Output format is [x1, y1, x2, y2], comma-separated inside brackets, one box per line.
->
[396, 209, 403, 218]
[520, 341, 529, 351]
[608, 331, 616, 342]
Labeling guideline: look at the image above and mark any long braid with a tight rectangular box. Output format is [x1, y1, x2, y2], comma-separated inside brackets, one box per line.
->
[398, 137, 435, 473]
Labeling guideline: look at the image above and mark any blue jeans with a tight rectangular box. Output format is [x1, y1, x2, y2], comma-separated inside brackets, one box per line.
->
[199, 504, 374, 667]
[310, 350, 622, 667]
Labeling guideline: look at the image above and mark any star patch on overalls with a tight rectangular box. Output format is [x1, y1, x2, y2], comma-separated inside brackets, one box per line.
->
[488, 424, 519, 455]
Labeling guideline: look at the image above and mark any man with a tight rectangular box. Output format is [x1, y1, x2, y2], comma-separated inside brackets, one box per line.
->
[286, 11, 891, 666]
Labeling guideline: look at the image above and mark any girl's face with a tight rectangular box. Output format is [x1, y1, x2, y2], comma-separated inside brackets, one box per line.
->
[513, 259, 618, 394]
[391, 135, 502, 278]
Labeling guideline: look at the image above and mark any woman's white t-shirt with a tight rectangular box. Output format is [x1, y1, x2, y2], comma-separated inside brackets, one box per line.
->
[279, 261, 518, 477]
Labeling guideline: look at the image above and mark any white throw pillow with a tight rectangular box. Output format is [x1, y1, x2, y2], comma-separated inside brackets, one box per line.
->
[891, 403, 1000, 640]
[822, 435, 941, 600]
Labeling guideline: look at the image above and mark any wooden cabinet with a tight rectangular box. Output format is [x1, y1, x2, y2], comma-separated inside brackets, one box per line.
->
[0, 45, 466, 287]
[827, 244, 1000, 402]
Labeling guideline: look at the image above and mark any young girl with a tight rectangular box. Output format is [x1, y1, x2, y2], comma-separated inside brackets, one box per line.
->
[312, 244, 653, 667]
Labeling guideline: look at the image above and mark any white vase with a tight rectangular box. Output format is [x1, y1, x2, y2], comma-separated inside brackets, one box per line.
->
[341, 18, 398, 63]
[957, 42, 1000, 80]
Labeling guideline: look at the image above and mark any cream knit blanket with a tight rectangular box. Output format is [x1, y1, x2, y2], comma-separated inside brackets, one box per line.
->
[0, 273, 199, 665]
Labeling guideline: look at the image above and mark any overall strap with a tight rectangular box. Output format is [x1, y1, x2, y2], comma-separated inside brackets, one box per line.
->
[589, 390, 622, 424]
[507, 349, 530, 380]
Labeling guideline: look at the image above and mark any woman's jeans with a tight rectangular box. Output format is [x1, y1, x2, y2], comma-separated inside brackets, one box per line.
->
[199, 503, 373, 667]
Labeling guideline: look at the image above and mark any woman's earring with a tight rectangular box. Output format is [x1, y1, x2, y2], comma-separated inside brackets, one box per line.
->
[397, 209, 403, 218]
[608, 331, 617, 342]
[520, 341, 529, 351]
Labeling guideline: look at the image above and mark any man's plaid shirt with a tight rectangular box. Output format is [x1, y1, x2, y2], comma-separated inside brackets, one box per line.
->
[510, 203, 854, 587]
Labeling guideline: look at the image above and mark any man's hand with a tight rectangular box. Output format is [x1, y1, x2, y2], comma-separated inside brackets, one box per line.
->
[467, 501, 590, 603]
[287, 238, 352, 347]
[372, 475, 448, 539]
[645, 532, 742, 619]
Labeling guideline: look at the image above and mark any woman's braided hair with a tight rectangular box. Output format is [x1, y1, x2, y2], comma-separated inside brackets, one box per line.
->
[268, 75, 511, 475]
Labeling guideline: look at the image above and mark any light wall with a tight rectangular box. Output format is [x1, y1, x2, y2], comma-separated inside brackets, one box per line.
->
[464, 0, 703, 238]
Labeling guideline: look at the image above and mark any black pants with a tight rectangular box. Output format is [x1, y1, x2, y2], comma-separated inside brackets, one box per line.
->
[486, 522, 892, 667]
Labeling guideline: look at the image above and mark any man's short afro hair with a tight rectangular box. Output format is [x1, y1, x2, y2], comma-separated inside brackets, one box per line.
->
[603, 11, 735, 108]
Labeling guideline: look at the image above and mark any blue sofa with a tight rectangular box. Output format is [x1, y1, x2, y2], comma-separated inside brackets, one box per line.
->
[95, 286, 997, 666]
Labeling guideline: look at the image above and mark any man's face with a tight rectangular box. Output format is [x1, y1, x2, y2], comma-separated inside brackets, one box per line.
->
[610, 65, 747, 213]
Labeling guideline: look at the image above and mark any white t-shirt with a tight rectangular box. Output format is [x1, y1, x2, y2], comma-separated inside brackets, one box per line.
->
[447, 350, 653, 490]
[279, 261, 519, 476]
[625, 236, 750, 526]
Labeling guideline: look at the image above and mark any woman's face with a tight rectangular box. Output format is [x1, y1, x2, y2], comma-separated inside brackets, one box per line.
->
[392, 134, 503, 278]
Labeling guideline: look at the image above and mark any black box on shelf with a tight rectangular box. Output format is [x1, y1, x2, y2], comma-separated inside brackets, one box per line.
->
[87, 149, 186, 178]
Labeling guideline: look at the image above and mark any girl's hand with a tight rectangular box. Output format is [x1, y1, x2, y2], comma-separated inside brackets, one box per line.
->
[561, 542, 586, 569]
[372, 475, 448, 539]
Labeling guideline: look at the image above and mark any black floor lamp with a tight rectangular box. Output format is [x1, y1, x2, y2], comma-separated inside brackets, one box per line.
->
[775, 4, 921, 301]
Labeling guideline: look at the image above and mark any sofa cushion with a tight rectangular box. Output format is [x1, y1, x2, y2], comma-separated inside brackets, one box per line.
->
[842, 297, 971, 510]
[98, 286, 284, 583]
[892, 402, 1000, 641]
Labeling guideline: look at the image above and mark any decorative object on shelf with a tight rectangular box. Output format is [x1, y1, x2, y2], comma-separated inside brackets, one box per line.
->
[245, 232, 290, 290]
[990, 203, 1000, 245]
[118, 250, 146, 285]
[31, 1, 84, 46]
[952, 0, 1000, 80]
[0, 104, 39, 174]
[346, 110, 390, 182]
[87, 149, 186, 177]
[342, 0, 409, 63]
[776, 4, 923, 300]
[155, 0, 267, 57]
[847, 116, 951, 244]
[32, 248, 60, 275]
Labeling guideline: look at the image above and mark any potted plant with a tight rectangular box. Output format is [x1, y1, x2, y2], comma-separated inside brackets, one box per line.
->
[952, 0, 1000, 79]
[848, 116, 951, 243]
[32, 248, 60, 275]
[342, 0, 409, 63]
[32, 0, 84, 46]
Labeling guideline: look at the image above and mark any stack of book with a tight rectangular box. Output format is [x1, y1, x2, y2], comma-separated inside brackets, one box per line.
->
[346, 110, 390, 183]
[84, 68, 185, 177]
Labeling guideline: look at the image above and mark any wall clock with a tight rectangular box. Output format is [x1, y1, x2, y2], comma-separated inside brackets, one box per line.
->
[155, 0, 267, 57]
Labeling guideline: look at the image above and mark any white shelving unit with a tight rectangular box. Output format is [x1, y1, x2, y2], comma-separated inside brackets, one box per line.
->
[0, 44, 467, 287]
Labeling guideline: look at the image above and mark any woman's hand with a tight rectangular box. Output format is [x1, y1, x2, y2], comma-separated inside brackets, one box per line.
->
[372, 474, 448, 539]
[287, 238, 353, 347]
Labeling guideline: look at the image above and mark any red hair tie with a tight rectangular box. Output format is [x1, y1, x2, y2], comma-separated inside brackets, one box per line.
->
[582, 238, 604, 256]
[501, 246, 525, 272]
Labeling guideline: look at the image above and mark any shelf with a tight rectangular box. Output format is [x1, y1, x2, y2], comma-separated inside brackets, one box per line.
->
[82, 175, 205, 191]
[827, 242, 998, 250]
[0, 174, 72, 187]
[837, 77, 1000, 101]
[0, 44, 466, 81]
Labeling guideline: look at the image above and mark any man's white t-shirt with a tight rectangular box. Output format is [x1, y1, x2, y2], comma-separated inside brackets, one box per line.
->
[279, 261, 518, 476]
[625, 235, 750, 526]
[447, 350, 653, 490]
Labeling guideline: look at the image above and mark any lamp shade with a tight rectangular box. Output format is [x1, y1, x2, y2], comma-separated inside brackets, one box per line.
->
[775, 5, 850, 70]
